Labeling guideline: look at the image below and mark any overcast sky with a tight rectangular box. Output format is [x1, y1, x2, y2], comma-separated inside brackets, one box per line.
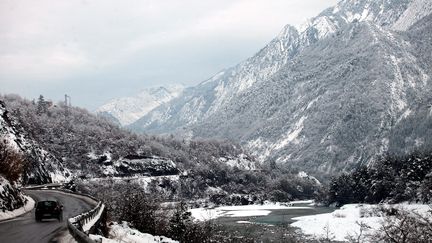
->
[0, 0, 338, 110]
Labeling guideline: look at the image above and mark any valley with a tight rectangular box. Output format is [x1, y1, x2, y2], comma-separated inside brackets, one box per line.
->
[1, 0, 432, 242]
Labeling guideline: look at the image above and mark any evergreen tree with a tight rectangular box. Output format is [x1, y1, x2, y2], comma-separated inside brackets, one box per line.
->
[168, 201, 192, 241]
[36, 95, 48, 114]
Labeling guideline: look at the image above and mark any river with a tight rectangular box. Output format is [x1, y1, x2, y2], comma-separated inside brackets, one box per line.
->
[191, 201, 336, 241]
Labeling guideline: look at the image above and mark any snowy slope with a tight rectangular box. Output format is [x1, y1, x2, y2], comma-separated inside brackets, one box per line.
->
[393, 0, 432, 31]
[97, 85, 184, 126]
[386, 13, 432, 155]
[0, 100, 70, 184]
[194, 20, 431, 172]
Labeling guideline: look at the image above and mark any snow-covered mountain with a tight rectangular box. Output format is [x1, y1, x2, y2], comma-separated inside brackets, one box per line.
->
[129, 0, 432, 175]
[96, 85, 184, 126]
[197, 20, 431, 172]
[129, 0, 414, 134]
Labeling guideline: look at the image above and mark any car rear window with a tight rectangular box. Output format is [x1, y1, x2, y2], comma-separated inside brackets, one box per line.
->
[37, 201, 57, 208]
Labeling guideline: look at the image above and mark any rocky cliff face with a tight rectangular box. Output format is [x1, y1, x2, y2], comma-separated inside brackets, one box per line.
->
[0, 175, 27, 213]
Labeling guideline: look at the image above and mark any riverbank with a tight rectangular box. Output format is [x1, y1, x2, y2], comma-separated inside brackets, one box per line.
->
[291, 203, 432, 242]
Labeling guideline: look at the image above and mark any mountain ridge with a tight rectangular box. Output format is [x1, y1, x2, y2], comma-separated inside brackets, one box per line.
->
[130, 0, 416, 135]
[198, 20, 431, 172]
[128, 0, 432, 175]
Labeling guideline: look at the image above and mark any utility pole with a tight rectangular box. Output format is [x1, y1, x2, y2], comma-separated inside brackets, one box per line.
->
[63, 94, 71, 160]
[64, 94, 71, 116]
[64, 94, 71, 106]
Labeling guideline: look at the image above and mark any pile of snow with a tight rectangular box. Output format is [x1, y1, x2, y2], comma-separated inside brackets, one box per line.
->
[190, 201, 313, 221]
[291, 203, 432, 242]
[90, 222, 178, 243]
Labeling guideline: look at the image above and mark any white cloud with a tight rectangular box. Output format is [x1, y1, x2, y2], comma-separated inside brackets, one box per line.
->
[0, 43, 89, 82]
[0, 0, 339, 108]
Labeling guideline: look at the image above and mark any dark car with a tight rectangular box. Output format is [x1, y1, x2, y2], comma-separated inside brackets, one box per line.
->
[35, 200, 63, 222]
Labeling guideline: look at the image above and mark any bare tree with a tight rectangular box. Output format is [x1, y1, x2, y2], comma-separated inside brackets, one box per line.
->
[345, 221, 371, 243]
[0, 138, 25, 182]
[370, 207, 432, 243]
[318, 222, 336, 243]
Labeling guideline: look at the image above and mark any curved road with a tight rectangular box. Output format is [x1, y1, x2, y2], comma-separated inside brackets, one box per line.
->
[0, 190, 96, 243]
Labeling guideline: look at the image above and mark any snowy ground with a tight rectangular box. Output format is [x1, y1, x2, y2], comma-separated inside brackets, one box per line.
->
[190, 200, 314, 221]
[90, 222, 178, 243]
[291, 203, 432, 242]
[0, 195, 35, 221]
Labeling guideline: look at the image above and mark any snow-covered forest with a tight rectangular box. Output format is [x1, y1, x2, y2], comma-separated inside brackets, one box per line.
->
[323, 152, 432, 205]
[1, 94, 321, 202]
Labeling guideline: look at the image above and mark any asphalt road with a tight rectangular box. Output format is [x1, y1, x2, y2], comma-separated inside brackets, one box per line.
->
[0, 190, 96, 243]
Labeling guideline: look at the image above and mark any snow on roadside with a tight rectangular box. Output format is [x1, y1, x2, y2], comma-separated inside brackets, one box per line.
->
[190, 201, 313, 221]
[291, 203, 432, 242]
[0, 195, 35, 221]
[90, 222, 178, 243]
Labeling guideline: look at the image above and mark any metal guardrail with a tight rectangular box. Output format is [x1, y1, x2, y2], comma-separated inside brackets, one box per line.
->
[67, 201, 105, 243]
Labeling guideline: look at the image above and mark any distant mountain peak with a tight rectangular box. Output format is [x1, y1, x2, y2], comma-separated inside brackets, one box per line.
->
[96, 84, 184, 126]
[278, 24, 298, 38]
